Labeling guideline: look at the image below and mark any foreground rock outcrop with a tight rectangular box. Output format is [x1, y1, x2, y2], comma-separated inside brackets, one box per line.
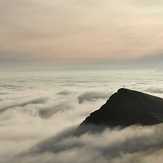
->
[80, 88, 163, 129]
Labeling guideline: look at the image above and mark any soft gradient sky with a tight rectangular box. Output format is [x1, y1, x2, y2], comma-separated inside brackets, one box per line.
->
[1, 0, 163, 64]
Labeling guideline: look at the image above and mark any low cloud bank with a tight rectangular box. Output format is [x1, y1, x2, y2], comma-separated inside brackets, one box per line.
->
[78, 91, 109, 104]
[38, 102, 73, 119]
[146, 87, 163, 94]
[0, 97, 48, 114]
[3, 124, 163, 163]
[1, 71, 163, 163]
[57, 90, 72, 96]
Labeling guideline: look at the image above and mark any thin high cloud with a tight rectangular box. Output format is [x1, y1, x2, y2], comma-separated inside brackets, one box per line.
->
[1, 0, 163, 64]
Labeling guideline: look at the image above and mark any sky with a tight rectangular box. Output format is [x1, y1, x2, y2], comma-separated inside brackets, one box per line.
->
[1, 0, 163, 65]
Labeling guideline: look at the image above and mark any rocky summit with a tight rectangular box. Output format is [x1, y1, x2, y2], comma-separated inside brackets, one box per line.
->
[80, 88, 163, 129]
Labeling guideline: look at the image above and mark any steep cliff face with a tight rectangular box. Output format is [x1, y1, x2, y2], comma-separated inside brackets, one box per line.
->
[80, 88, 163, 129]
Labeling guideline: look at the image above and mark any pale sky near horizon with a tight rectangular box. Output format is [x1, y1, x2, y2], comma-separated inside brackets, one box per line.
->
[1, 0, 163, 63]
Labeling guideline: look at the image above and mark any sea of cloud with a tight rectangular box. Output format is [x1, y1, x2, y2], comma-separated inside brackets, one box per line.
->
[0, 69, 163, 163]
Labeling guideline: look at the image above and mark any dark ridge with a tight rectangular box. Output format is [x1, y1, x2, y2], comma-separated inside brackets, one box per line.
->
[79, 88, 163, 130]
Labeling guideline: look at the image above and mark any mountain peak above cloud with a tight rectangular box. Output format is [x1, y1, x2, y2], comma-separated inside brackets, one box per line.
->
[80, 88, 163, 129]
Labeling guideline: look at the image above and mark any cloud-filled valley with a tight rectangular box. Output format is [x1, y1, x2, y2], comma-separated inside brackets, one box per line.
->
[1, 70, 163, 163]
[5, 125, 163, 163]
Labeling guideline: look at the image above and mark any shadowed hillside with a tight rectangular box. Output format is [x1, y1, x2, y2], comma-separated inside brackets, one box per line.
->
[80, 88, 163, 129]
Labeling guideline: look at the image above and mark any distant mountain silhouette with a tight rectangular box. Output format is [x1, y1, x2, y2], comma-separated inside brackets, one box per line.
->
[80, 88, 163, 129]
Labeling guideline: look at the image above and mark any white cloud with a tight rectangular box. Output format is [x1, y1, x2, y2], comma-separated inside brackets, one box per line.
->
[3, 124, 163, 163]
[78, 91, 109, 104]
